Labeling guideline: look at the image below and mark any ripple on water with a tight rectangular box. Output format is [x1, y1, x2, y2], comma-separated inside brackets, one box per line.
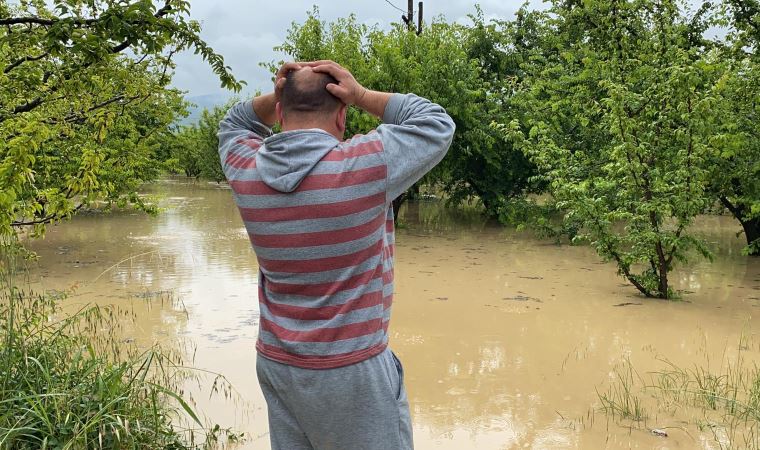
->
[23, 182, 760, 450]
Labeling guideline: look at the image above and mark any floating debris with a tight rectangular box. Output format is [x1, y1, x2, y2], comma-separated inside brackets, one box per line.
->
[503, 295, 542, 303]
[613, 302, 643, 307]
[650, 428, 668, 437]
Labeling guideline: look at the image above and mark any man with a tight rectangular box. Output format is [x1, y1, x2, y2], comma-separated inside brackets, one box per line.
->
[218, 60, 455, 450]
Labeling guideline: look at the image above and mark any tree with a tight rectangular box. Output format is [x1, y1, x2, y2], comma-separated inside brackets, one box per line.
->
[708, 0, 760, 255]
[0, 0, 241, 237]
[165, 102, 233, 182]
[269, 8, 537, 219]
[506, 0, 720, 298]
[443, 7, 541, 217]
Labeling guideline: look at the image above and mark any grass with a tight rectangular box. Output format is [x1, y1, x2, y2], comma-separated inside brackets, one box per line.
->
[597, 358, 648, 423]
[596, 339, 760, 449]
[0, 240, 242, 449]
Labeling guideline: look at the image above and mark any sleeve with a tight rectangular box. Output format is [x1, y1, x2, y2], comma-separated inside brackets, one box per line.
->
[376, 94, 456, 202]
[217, 99, 273, 176]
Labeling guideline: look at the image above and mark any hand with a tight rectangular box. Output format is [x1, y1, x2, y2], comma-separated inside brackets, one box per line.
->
[274, 61, 302, 101]
[311, 61, 367, 106]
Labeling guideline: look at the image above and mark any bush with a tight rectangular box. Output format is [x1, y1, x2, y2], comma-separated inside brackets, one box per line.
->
[0, 242, 233, 449]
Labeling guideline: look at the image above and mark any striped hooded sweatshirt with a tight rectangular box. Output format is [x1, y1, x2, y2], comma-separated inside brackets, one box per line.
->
[218, 93, 455, 369]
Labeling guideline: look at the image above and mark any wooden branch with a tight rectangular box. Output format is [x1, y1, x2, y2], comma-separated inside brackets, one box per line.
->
[0, 17, 68, 26]
[11, 214, 57, 227]
[12, 97, 44, 114]
[0, 1, 172, 27]
[44, 93, 145, 125]
[665, 223, 686, 268]
[719, 195, 744, 220]
[11, 204, 85, 227]
[4, 52, 49, 74]
[4, 2, 173, 120]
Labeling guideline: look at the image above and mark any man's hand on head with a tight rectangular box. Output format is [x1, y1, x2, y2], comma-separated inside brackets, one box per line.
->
[274, 61, 303, 101]
[311, 60, 392, 119]
[310, 61, 367, 106]
[265, 59, 390, 121]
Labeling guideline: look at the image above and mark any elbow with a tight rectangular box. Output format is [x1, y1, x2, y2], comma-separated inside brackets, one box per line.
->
[442, 114, 456, 148]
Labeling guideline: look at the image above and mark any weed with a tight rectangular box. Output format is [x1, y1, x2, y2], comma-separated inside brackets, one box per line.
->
[0, 239, 241, 449]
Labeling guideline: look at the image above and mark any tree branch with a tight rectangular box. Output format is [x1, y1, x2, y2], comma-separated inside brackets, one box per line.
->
[719, 195, 745, 221]
[0, 2, 172, 27]
[11, 204, 85, 227]
[12, 97, 44, 115]
[0, 17, 64, 26]
[3, 1, 174, 120]
[4, 52, 49, 74]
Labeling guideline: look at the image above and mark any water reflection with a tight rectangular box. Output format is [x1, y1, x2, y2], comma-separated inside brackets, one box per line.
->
[23, 179, 760, 450]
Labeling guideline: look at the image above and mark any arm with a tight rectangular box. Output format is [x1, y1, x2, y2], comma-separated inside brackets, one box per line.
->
[355, 89, 393, 119]
[309, 61, 456, 202]
[312, 61, 455, 201]
[375, 94, 455, 201]
[217, 62, 301, 173]
[252, 92, 278, 128]
[217, 98, 272, 172]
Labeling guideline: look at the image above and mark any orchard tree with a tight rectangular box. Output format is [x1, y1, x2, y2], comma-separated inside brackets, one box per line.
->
[507, 0, 719, 298]
[270, 8, 536, 219]
[166, 102, 233, 182]
[0, 0, 241, 237]
[708, 0, 760, 255]
[710, 59, 760, 255]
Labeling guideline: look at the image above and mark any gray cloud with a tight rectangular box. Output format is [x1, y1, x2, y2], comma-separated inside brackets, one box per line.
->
[171, 0, 534, 99]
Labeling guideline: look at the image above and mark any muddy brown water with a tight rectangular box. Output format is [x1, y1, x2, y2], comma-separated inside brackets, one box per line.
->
[24, 179, 760, 449]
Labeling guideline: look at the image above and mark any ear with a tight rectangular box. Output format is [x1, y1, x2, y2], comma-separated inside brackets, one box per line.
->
[335, 104, 347, 137]
[275, 102, 284, 127]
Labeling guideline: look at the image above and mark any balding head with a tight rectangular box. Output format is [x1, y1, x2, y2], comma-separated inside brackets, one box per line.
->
[279, 67, 342, 117]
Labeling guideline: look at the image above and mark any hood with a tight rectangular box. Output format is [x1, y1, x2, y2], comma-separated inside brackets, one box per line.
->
[255, 129, 339, 193]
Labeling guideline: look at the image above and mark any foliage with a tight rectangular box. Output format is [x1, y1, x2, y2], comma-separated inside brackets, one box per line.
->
[599, 339, 760, 448]
[268, 7, 538, 216]
[0, 240, 241, 449]
[708, 1, 760, 255]
[0, 0, 241, 238]
[267, 2, 760, 295]
[163, 101, 234, 182]
[709, 58, 760, 256]
[503, 0, 724, 298]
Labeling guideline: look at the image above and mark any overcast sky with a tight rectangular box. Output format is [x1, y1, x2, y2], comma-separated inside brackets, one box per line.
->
[172, 1, 544, 99]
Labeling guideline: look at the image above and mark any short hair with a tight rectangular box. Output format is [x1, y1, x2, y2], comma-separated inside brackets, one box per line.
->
[280, 69, 341, 116]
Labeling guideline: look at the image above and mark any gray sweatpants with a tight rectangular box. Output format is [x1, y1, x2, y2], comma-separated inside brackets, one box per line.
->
[256, 348, 413, 450]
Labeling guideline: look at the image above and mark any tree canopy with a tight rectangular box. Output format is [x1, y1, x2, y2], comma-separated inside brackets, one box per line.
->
[0, 0, 241, 237]
[261, 2, 756, 297]
[5, 0, 759, 298]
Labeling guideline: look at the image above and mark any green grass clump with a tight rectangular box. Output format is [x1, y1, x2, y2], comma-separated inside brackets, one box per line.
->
[597, 340, 760, 448]
[0, 242, 236, 449]
[597, 358, 648, 423]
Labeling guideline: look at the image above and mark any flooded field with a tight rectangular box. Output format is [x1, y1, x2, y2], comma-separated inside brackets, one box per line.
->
[25, 179, 760, 449]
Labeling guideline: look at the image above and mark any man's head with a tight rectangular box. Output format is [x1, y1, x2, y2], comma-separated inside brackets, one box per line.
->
[276, 67, 347, 138]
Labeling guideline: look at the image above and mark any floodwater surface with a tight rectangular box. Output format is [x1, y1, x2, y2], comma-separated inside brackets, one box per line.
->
[25, 179, 760, 449]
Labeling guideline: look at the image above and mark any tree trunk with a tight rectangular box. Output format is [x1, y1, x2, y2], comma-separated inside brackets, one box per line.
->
[657, 264, 669, 299]
[742, 216, 760, 256]
[392, 193, 407, 224]
[719, 197, 760, 256]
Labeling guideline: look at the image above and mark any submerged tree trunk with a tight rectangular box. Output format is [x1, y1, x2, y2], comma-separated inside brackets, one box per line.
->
[720, 196, 760, 256]
[392, 193, 407, 224]
[742, 216, 760, 256]
[654, 239, 670, 299]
